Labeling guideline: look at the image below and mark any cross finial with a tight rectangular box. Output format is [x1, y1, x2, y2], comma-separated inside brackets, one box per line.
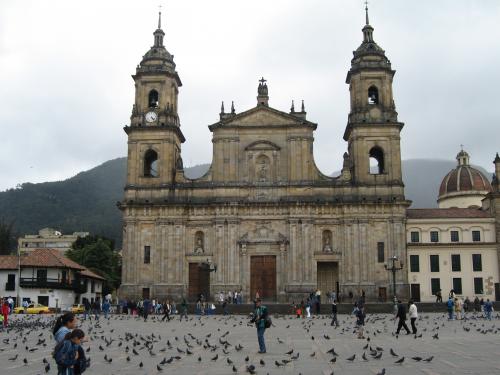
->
[158, 4, 162, 29]
[259, 77, 267, 85]
[364, 0, 369, 25]
[460, 144, 464, 151]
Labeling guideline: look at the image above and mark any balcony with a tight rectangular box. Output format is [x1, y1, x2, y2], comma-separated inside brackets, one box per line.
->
[20, 278, 74, 290]
[5, 282, 15, 291]
[73, 279, 88, 294]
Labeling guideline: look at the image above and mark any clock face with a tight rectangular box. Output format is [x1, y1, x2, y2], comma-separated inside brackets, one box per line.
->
[145, 111, 157, 123]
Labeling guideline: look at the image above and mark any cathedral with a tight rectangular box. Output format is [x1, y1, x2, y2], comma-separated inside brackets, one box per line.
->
[118, 9, 412, 302]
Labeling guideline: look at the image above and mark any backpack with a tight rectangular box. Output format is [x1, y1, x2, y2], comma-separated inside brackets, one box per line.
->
[264, 316, 272, 329]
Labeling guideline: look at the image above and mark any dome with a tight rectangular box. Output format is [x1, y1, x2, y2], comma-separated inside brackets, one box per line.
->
[438, 150, 492, 208]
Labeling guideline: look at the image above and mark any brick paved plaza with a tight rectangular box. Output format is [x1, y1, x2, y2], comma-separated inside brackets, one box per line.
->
[1, 311, 499, 375]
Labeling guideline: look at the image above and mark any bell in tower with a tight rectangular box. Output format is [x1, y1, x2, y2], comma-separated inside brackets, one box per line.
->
[343, 4, 405, 193]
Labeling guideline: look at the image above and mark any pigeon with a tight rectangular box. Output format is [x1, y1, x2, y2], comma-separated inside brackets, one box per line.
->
[139, 362, 144, 367]
[44, 363, 50, 373]
[310, 352, 316, 357]
[412, 356, 423, 361]
[330, 357, 337, 363]
[346, 354, 356, 361]
[157, 364, 163, 371]
[275, 360, 284, 367]
[232, 365, 238, 372]
[286, 349, 294, 355]
[424, 356, 434, 362]
[211, 354, 218, 361]
[362, 352, 368, 361]
[260, 359, 265, 366]
[395, 356, 405, 364]
[390, 348, 398, 357]
[227, 358, 234, 365]
[245, 355, 249, 362]
[9, 354, 18, 361]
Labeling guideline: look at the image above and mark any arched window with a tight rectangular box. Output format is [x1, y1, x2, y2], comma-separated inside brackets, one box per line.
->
[148, 89, 159, 108]
[144, 149, 159, 177]
[368, 86, 379, 105]
[369, 146, 385, 174]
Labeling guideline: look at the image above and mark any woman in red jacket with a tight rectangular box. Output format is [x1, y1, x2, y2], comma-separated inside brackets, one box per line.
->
[2, 299, 9, 327]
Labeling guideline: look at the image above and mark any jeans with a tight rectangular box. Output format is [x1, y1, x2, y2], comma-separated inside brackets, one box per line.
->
[410, 317, 417, 334]
[448, 309, 453, 320]
[331, 313, 338, 327]
[257, 327, 266, 353]
[486, 311, 492, 320]
[104, 310, 109, 319]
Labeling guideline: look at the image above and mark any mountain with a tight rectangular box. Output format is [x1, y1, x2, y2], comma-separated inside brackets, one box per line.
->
[0, 158, 491, 248]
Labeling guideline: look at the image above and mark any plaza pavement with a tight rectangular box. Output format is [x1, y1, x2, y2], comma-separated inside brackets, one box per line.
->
[0, 311, 499, 375]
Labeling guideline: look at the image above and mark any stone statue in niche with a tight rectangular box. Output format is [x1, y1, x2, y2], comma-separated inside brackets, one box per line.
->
[322, 230, 333, 252]
[256, 155, 270, 182]
[194, 231, 204, 253]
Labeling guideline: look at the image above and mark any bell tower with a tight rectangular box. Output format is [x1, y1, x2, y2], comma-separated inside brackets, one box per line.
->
[124, 11, 184, 192]
[343, 5, 404, 195]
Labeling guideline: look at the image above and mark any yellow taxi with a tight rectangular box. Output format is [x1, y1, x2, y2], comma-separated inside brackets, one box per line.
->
[14, 303, 50, 314]
[71, 304, 85, 314]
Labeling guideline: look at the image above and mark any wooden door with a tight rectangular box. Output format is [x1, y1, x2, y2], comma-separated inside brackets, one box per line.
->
[251, 256, 276, 301]
[317, 262, 338, 295]
[378, 287, 387, 302]
[410, 284, 421, 302]
[188, 263, 210, 301]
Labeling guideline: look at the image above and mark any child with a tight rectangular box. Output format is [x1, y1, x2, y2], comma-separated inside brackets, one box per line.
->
[54, 329, 85, 375]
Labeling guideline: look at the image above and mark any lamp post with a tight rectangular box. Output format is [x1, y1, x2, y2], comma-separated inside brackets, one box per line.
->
[385, 255, 403, 312]
[16, 246, 21, 308]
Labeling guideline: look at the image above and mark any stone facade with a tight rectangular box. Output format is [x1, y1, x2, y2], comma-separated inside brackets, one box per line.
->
[119, 12, 410, 302]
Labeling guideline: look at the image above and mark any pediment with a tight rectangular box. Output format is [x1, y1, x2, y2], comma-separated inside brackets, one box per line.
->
[209, 105, 316, 130]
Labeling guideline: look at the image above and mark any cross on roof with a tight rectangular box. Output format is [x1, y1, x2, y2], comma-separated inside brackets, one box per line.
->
[460, 144, 464, 151]
[259, 77, 267, 85]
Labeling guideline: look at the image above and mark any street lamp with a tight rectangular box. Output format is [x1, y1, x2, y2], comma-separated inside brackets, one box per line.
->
[385, 255, 403, 311]
[16, 247, 21, 307]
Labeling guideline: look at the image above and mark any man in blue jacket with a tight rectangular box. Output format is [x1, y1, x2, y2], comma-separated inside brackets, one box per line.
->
[253, 298, 268, 353]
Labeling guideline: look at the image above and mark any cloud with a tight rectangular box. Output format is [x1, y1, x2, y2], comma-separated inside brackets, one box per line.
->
[0, 0, 499, 191]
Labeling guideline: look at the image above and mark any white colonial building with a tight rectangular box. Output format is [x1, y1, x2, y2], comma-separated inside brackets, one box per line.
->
[407, 150, 500, 302]
[0, 249, 103, 309]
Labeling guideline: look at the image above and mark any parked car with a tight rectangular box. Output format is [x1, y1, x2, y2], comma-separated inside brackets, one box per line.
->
[14, 303, 50, 314]
[71, 304, 85, 314]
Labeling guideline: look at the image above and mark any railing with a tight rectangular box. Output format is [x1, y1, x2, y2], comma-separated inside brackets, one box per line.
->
[5, 282, 15, 291]
[20, 278, 73, 290]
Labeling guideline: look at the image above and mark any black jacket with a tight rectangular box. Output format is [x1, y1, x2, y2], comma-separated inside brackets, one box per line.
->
[396, 304, 407, 320]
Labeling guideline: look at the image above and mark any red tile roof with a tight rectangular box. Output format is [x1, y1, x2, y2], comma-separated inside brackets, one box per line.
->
[0, 249, 84, 270]
[0, 256, 18, 270]
[80, 268, 105, 280]
[407, 208, 493, 219]
[20, 249, 85, 270]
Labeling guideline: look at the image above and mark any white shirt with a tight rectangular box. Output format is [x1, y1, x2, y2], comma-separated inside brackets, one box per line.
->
[409, 304, 418, 318]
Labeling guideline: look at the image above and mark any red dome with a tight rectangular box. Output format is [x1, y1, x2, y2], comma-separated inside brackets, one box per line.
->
[439, 150, 492, 199]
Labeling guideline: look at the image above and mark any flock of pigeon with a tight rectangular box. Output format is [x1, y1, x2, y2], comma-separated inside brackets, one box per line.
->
[0, 311, 498, 374]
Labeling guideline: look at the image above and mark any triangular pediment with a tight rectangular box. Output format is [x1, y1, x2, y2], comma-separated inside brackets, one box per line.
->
[209, 105, 316, 130]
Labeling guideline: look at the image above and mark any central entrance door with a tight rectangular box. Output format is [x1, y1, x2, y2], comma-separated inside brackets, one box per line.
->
[250, 255, 276, 301]
[317, 262, 339, 296]
[188, 263, 210, 301]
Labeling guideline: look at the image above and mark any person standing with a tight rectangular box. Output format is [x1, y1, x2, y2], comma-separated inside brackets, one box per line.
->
[83, 300, 91, 321]
[484, 299, 493, 320]
[2, 299, 10, 328]
[253, 298, 268, 353]
[455, 298, 463, 320]
[395, 300, 411, 335]
[315, 289, 321, 314]
[353, 303, 365, 339]
[408, 300, 418, 334]
[446, 297, 455, 320]
[330, 299, 339, 327]
[102, 299, 110, 320]
[179, 298, 188, 321]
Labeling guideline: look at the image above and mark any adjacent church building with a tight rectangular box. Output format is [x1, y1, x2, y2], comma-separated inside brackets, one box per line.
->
[119, 10, 500, 303]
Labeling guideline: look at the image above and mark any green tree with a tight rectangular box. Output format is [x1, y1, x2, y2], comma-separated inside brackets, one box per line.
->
[67, 236, 121, 295]
[0, 220, 15, 255]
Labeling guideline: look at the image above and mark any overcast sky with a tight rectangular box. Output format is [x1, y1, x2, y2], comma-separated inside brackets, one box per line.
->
[0, 0, 499, 191]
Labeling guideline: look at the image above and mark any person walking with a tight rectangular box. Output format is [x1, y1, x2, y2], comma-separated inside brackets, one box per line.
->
[143, 298, 151, 322]
[253, 298, 268, 353]
[330, 299, 339, 327]
[162, 300, 171, 321]
[455, 298, 463, 320]
[83, 300, 91, 321]
[408, 300, 418, 334]
[395, 300, 411, 335]
[92, 299, 101, 320]
[435, 289, 443, 303]
[353, 303, 365, 339]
